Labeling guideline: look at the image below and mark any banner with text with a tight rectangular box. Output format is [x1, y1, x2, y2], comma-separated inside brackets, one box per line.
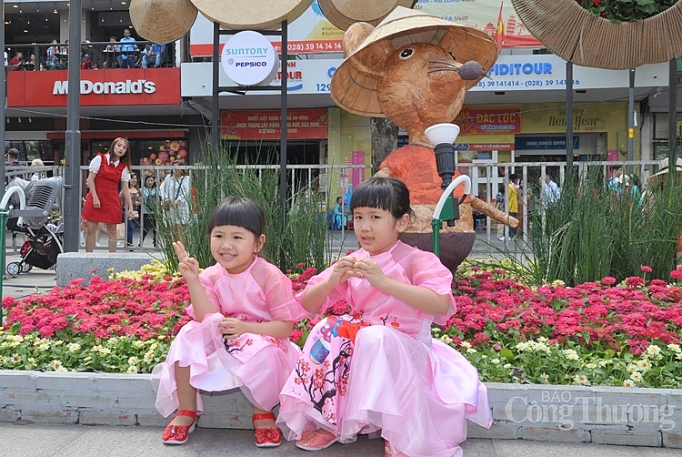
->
[220, 109, 329, 140]
[455, 107, 521, 134]
[415, 0, 542, 48]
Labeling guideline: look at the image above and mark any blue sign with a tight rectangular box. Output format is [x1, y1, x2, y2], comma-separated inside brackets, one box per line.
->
[515, 135, 579, 150]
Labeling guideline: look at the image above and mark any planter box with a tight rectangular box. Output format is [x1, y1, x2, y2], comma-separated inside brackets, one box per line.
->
[1, 370, 680, 448]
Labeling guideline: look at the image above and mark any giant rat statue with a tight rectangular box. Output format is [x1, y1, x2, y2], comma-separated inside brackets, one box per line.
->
[330, 7, 517, 271]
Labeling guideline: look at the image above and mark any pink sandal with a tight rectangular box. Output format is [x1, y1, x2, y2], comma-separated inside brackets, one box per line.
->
[161, 410, 197, 445]
[295, 429, 338, 451]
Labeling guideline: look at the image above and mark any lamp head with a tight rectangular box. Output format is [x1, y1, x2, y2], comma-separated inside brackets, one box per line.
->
[425, 123, 461, 147]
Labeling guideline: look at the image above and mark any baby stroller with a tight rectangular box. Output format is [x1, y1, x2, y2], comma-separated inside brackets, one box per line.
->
[4, 177, 64, 276]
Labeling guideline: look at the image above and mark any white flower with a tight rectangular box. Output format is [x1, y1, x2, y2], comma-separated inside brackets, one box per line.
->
[38, 343, 50, 351]
[460, 341, 472, 349]
[573, 374, 590, 385]
[503, 363, 512, 369]
[491, 358, 500, 364]
[11, 353, 21, 363]
[585, 363, 597, 370]
[562, 349, 580, 361]
[540, 373, 549, 383]
[667, 343, 681, 353]
[623, 379, 635, 387]
[127, 365, 139, 374]
[636, 360, 651, 371]
[128, 356, 139, 366]
[440, 335, 452, 345]
[143, 352, 154, 363]
[99, 348, 111, 356]
[466, 348, 477, 354]
[630, 371, 643, 382]
[56, 366, 68, 373]
[676, 353, 682, 361]
[52, 360, 63, 370]
[67, 343, 81, 352]
[626, 364, 638, 373]
[644, 345, 662, 359]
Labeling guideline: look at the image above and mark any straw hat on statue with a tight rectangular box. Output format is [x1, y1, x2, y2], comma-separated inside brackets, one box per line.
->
[130, 0, 198, 44]
[330, 6, 497, 144]
[647, 157, 682, 187]
[318, 0, 417, 30]
[190, 0, 312, 30]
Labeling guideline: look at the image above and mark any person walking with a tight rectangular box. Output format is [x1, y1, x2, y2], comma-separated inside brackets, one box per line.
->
[140, 175, 159, 247]
[120, 173, 142, 249]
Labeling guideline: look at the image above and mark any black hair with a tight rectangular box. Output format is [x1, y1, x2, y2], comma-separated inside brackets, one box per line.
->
[7, 148, 19, 159]
[510, 173, 519, 181]
[206, 196, 265, 238]
[350, 176, 412, 219]
[610, 165, 623, 171]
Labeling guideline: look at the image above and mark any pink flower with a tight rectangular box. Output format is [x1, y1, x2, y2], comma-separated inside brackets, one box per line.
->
[640, 265, 653, 273]
[671, 268, 682, 281]
[601, 276, 617, 286]
[625, 276, 645, 288]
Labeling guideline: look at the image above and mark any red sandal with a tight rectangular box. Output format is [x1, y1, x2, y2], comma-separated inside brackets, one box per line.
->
[161, 410, 197, 445]
[252, 412, 282, 448]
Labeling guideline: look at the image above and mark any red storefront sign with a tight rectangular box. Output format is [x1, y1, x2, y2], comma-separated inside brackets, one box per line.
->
[221, 109, 328, 140]
[455, 107, 521, 135]
[7, 68, 181, 107]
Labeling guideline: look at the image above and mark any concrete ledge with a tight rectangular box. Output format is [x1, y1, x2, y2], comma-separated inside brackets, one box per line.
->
[55, 252, 158, 286]
[1, 370, 681, 447]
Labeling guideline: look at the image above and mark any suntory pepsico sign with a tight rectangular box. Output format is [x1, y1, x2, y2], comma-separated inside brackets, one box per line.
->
[7, 68, 181, 107]
[221, 31, 278, 86]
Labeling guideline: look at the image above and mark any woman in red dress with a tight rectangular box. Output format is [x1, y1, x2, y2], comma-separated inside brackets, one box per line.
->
[81, 137, 135, 252]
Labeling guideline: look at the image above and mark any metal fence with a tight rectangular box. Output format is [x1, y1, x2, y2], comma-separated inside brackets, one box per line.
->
[3, 160, 667, 251]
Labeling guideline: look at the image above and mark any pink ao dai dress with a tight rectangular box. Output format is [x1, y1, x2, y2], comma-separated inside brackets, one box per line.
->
[277, 241, 492, 457]
[152, 257, 305, 417]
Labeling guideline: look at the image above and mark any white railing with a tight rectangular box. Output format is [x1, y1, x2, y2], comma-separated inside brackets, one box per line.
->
[5, 161, 667, 250]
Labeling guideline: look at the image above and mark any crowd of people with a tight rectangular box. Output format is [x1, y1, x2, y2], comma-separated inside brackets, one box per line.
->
[6, 28, 166, 72]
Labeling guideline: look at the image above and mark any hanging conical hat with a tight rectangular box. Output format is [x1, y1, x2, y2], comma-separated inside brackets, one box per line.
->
[130, 0, 198, 45]
[510, 0, 682, 70]
[190, 0, 312, 30]
[318, 0, 417, 31]
[647, 157, 682, 186]
[330, 7, 497, 117]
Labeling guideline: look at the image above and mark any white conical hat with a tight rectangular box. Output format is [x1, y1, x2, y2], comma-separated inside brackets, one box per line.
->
[318, 0, 416, 31]
[190, 0, 312, 30]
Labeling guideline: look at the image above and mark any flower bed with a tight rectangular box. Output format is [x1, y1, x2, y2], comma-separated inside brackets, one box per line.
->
[2, 261, 682, 389]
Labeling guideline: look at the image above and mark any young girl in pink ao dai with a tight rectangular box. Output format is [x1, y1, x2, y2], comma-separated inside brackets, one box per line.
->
[152, 197, 305, 448]
[277, 177, 492, 457]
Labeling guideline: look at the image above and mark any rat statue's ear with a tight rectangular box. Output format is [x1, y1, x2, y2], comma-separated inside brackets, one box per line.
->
[343, 22, 374, 57]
